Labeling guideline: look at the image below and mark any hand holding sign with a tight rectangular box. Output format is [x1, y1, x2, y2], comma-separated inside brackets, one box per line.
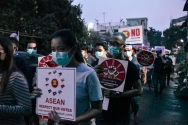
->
[98, 58, 128, 110]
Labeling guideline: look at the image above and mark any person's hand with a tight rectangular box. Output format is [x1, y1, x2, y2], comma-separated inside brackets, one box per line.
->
[103, 89, 116, 98]
[31, 87, 42, 99]
[48, 110, 61, 124]
[94, 65, 104, 74]
[143, 77, 147, 84]
[48, 110, 74, 125]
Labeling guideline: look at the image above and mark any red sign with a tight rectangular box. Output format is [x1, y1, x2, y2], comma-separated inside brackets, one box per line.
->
[131, 28, 140, 37]
[98, 59, 126, 89]
[137, 51, 155, 66]
[39, 56, 58, 67]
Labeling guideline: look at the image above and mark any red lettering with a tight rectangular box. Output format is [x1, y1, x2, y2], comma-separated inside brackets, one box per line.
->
[136, 29, 140, 36]
[61, 108, 72, 112]
[45, 98, 65, 105]
[53, 98, 57, 104]
[131, 28, 140, 37]
[131, 29, 135, 36]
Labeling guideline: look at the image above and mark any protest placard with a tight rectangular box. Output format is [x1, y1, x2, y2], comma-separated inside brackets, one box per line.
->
[36, 68, 76, 121]
[137, 50, 155, 68]
[38, 56, 58, 67]
[98, 58, 128, 110]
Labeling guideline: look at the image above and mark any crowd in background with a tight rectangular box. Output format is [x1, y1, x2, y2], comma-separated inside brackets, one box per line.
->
[0, 29, 174, 125]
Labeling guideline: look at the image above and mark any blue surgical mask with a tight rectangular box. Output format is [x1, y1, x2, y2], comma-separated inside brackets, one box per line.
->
[27, 49, 37, 56]
[52, 47, 74, 67]
[108, 46, 120, 57]
[95, 51, 104, 58]
[124, 51, 132, 57]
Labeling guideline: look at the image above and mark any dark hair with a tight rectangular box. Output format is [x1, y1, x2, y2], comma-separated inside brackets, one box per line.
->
[26, 39, 37, 47]
[132, 48, 137, 53]
[9, 37, 19, 47]
[80, 44, 88, 51]
[94, 42, 108, 50]
[0, 37, 18, 92]
[50, 29, 84, 63]
[113, 32, 126, 42]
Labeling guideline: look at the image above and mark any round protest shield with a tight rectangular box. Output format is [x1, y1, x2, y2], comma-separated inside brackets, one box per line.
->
[39, 56, 58, 67]
[137, 50, 155, 66]
[98, 59, 126, 89]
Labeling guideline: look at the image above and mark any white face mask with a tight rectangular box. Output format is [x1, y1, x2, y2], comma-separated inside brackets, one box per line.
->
[82, 52, 85, 57]
[124, 51, 132, 57]
[95, 51, 104, 58]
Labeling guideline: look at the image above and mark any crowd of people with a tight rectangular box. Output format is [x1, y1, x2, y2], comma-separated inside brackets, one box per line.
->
[0, 29, 174, 125]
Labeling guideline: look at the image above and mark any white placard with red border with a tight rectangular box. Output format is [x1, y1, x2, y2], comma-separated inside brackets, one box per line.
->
[98, 58, 128, 92]
[36, 68, 76, 121]
[119, 26, 144, 44]
[154, 46, 165, 55]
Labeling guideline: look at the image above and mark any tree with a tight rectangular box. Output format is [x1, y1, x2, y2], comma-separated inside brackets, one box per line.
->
[146, 27, 162, 47]
[162, 26, 186, 50]
[0, 0, 88, 55]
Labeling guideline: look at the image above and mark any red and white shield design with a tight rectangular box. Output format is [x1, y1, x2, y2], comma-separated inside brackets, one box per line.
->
[39, 56, 58, 67]
[98, 59, 126, 89]
[137, 51, 155, 66]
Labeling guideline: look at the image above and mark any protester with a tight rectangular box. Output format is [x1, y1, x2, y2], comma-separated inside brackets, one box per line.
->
[9, 37, 27, 76]
[153, 48, 166, 97]
[91, 42, 108, 67]
[81, 44, 96, 65]
[95, 32, 142, 125]
[33, 29, 103, 125]
[147, 68, 153, 90]
[124, 45, 146, 123]
[0, 37, 31, 124]
[164, 55, 173, 86]
[24, 39, 40, 125]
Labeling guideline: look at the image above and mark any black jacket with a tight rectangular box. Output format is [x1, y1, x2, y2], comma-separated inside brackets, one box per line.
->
[13, 55, 27, 76]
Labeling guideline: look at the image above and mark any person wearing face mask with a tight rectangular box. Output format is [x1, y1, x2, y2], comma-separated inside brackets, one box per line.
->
[32, 29, 103, 125]
[81, 44, 96, 65]
[91, 42, 108, 67]
[23, 40, 41, 125]
[124, 45, 146, 123]
[95, 32, 142, 125]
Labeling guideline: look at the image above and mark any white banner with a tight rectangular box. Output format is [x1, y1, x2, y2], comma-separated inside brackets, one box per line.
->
[119, 26, 144, 44]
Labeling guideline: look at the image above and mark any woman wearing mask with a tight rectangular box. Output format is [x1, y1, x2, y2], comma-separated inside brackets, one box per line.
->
[0, 37, 31, 124]
[33, 29, 103, 125]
